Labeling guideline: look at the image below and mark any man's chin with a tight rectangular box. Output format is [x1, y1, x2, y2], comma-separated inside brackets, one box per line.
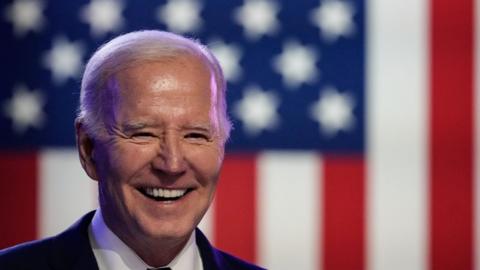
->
[139, 220, 195, 243]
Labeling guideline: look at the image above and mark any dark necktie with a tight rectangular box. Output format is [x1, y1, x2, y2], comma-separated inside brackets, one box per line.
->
[146, 268, 171, 270]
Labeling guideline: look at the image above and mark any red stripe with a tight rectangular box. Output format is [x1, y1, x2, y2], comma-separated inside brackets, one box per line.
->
[429, 0, 474, 269]
[322, 155, 365, 270]
[214, 154, 257, 263]
[0, 152, 38, 249]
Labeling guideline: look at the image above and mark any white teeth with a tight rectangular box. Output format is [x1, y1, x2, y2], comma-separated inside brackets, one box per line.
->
[143, 187, 187, 199]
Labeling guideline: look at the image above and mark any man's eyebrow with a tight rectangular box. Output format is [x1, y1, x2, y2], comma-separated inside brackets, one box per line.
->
[121, 122, 217, 133]
[183, 123, 213, 131]
[121, 122, 149, 131]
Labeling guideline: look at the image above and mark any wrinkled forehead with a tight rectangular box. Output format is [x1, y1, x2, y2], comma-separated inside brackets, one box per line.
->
[115, 55, 217, 101]
[103, 55, 219, 121]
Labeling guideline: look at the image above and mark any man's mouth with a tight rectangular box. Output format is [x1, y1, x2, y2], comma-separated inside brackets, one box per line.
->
[138, 187, 192, 202]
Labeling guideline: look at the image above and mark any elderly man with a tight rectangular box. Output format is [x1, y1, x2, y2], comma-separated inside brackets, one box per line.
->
[0, 30, 264, 270]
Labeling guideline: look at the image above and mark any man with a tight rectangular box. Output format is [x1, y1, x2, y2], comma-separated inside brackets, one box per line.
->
[0, 30, 264, 270]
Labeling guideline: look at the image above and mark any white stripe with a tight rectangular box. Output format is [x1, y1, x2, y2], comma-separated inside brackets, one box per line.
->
[366, 0, 428, 269]
[39, 149, 98, 237]
[475, 0, 480, 268]
[257, 152, 320, 270]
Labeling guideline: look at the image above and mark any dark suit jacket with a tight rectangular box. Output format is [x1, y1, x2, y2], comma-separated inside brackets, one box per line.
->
[0, 211, 265, 270]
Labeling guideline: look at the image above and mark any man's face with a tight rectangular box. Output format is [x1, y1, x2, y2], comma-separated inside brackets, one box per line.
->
[81, 55, 224, 246]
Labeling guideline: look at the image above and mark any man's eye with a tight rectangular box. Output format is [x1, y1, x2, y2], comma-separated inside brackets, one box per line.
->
[132, 132, 154, 139]
[185, 132, 209, 141]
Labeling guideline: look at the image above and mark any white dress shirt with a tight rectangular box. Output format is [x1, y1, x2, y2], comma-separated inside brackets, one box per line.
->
[88, 209, 203, 270]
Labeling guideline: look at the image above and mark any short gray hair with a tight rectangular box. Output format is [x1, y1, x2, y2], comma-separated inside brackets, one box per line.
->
[77, 30, 231, 141]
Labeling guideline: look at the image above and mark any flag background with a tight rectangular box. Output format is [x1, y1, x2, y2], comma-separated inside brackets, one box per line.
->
[0, 0, 478, 270]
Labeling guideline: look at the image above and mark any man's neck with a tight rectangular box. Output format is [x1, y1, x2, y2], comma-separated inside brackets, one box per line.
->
[90, 208, 201, 269]
[119, 231, 189, 267]
[102, 213, 191, 267]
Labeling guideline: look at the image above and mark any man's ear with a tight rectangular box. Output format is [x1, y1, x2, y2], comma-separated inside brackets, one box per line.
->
[75, 119, 99, 181]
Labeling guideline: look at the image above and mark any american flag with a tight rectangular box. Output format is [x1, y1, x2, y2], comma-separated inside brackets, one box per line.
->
[0, 0, 478, 269]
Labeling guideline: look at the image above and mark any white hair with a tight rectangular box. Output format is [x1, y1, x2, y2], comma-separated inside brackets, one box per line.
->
[77, 30, 231, 141]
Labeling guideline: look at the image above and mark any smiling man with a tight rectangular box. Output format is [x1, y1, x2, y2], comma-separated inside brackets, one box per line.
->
[0, 31, 264, 270]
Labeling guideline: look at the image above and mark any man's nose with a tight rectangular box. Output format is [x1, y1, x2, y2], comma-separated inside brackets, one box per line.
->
[152, 135, 187, 175]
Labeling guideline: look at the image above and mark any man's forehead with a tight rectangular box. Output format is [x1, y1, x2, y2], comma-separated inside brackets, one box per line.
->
[109, 55, 214, 87]
[115, 66, 215, 113]
[101, 54, 220, 127]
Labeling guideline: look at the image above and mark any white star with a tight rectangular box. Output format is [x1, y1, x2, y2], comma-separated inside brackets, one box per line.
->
[43, 37, 84, 85]
[234, 0, 280, 41]
[233, 85, 280, 136]
[80, 0, 124, 37]
[272, 40, 319, 89]
[3, 85, 46, 134]
[309, 87, 355, 137]
[156, 0, 202, 34]
[4, 0, 46, 37]
[310, 0, 355, 42]
[209, 39, 243, 82]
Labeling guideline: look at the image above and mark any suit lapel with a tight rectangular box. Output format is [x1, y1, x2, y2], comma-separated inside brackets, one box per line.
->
[195, 228, 224, 270]
[48, 211, 99, 270]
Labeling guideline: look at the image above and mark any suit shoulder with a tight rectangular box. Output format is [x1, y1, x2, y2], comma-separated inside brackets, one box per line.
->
[0, 237, 55, 268]
[215, 249, 266, 270]
[0, 212, 97, 270]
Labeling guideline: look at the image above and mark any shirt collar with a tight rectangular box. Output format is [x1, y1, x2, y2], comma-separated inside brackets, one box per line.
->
[88, 208, 203, 270]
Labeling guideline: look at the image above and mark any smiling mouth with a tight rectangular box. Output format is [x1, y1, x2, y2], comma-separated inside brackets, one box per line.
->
[138, 187, 192, 202]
